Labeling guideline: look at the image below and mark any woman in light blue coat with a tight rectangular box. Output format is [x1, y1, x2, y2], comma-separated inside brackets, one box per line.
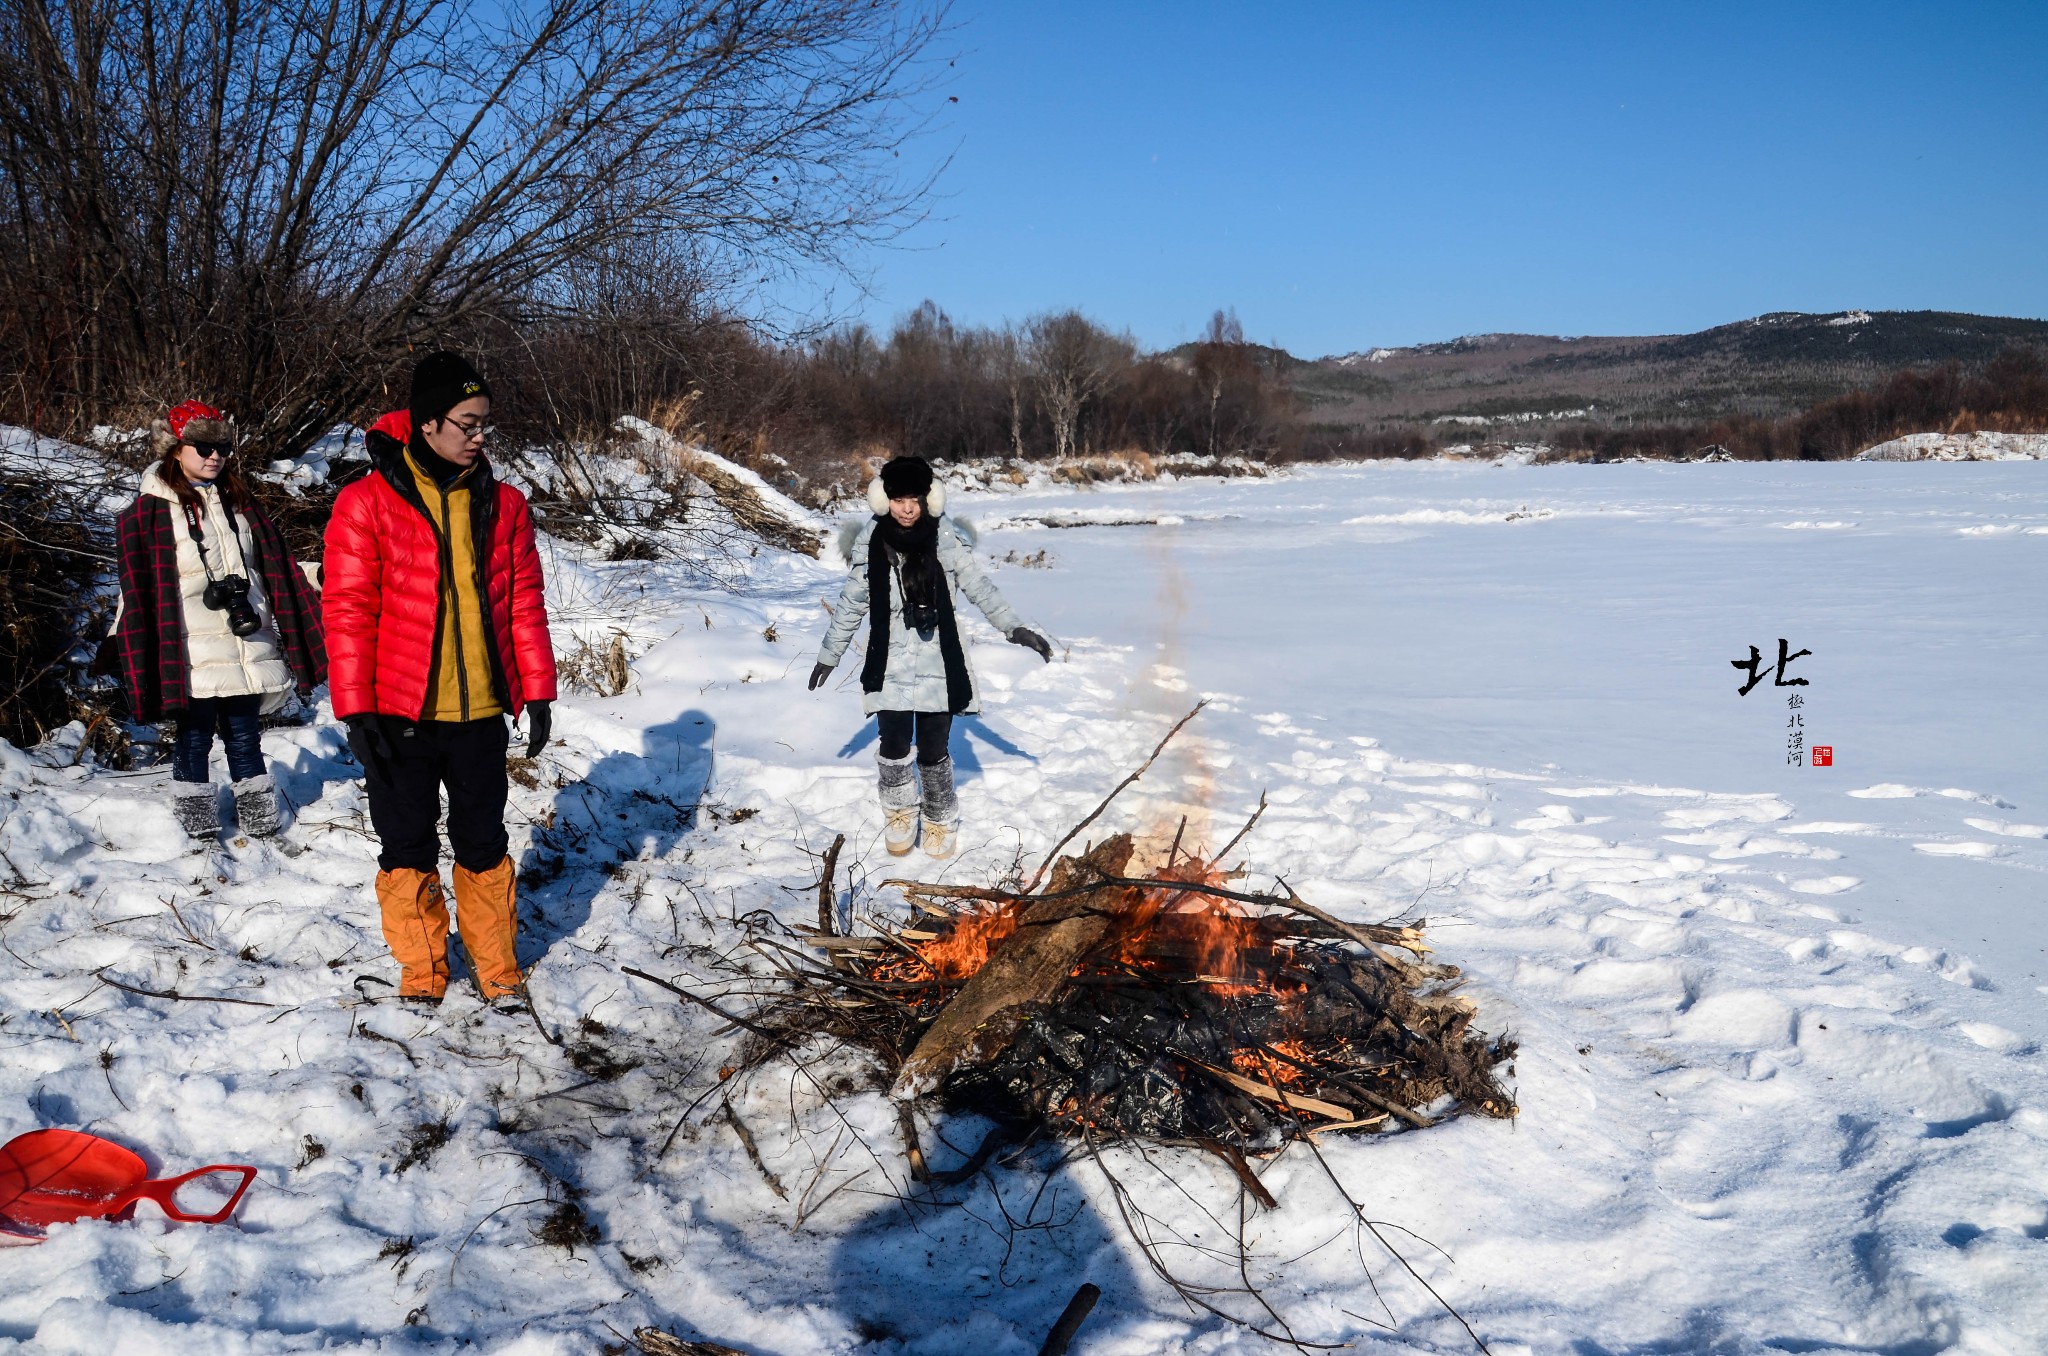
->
[810, 457, 1052, 858]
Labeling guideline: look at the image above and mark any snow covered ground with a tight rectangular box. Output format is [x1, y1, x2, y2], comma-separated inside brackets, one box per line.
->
[1, 453, 2045, 1354]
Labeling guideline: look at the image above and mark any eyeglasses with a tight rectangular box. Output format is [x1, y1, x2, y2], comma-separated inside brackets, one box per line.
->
[445, 419, 492, 443]
[187, 443, 232, 458]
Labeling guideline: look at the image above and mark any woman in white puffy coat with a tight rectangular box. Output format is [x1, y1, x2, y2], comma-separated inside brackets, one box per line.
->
[112, 401, 326, 842]
[809, 456, 1052, 858]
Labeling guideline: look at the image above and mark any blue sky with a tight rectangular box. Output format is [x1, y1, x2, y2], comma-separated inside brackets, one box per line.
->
[827, 1, 2048, 356]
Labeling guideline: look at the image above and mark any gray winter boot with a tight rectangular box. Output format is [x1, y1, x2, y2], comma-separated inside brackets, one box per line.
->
[918, 756, 958, 860]
[172, 784, 221, 841]
[878, 752, 920, 857]
[232, 773, 283, 838]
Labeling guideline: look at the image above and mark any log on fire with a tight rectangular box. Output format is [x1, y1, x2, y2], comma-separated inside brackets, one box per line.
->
[891, 835, 1140, 1099]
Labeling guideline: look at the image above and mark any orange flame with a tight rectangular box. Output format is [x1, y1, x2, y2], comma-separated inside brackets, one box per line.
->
[1094, 861, 1271, 994]
[880, 857, 1304, 1011]
[866, 853, 1348, 1132]
[876, 902, 1024, 982]
[1230, 1039, 1313, 1087]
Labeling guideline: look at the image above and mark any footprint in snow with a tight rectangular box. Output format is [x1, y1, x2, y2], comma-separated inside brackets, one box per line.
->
[1964, 817, 2048, 839]
[1913, 841, 2006, 859]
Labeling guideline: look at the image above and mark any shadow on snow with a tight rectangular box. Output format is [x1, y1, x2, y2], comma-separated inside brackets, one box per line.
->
[516, 710, 715, 967]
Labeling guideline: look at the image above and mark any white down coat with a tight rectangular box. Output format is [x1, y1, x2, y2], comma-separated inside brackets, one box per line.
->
[134, 465, 294, 711]
[818, 515, 1023, 715]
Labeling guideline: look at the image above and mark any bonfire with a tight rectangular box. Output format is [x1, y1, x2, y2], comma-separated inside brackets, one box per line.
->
[757, 704, 1511, 1154]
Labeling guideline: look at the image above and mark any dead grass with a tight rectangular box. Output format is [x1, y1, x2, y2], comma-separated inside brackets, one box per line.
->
[558, 631, 632, 697]
[393, 1120, 449, 1175]
[533, 1200, 602, 1253]
[678, 449, 821, 557]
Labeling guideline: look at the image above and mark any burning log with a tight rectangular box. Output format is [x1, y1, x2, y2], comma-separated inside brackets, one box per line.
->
[891, 836, 1139, 1098]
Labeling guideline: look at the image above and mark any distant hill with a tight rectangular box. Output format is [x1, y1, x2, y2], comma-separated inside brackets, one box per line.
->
[1288, 310, 2048, 434]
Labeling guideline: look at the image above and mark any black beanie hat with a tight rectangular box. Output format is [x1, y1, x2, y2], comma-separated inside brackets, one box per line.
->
[878, 456, 934, 500]
[409, 350, 492, 430]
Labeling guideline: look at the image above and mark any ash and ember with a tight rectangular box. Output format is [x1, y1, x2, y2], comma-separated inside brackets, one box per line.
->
[754, 834, 1515, 1153]
[948, 925, 1504, 1148]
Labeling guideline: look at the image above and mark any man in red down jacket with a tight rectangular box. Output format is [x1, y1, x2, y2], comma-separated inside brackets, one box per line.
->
[324, 351, 557, 1007]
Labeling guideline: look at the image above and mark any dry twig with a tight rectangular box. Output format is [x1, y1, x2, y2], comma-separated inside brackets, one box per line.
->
[1022, 700, 1207, 892]
[95, 970, 275, 1007]
[815, 832, 845, 936]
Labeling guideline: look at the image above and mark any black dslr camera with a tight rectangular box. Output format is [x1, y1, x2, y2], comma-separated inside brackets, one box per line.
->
[203, 575, 263, 637]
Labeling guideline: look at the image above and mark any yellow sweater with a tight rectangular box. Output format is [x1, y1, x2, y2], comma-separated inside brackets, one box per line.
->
[408, 453, 502, 722]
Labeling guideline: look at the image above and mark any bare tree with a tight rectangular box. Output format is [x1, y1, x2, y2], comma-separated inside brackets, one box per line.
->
[1187, 305, 1287, 458]
[1024, 310, 1131, 459]
[994, 323, 1031, 459]
[945, 320, 1002, 458]
[1198, 307, 1246, 456]
[1121, 356, 1196, 457]
[881, 300, 956, 456]
[0, 0, 948, 454]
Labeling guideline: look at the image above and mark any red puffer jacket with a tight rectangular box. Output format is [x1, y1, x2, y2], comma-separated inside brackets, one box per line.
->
[324, 411, 557, 720]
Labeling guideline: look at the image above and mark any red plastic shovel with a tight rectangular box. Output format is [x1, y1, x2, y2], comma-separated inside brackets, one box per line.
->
[0, 1128, 256, 1240]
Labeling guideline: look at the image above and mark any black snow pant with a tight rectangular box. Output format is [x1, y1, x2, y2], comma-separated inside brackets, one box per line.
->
[876, 710, 951, 766]
[359, 716, 510, 873]
[171, 694, 266, 784]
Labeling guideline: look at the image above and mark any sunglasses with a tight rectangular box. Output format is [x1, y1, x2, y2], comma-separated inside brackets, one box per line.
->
[443, 419, 492, 443]
[187, 443, 233, 458]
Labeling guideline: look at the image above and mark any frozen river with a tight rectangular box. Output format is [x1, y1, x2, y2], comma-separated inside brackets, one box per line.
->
[967, 459, 2048, 1029]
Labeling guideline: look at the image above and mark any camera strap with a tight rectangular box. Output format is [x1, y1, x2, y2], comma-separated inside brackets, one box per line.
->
[887, 550, 930, 631]
[180, 493, 253, 585]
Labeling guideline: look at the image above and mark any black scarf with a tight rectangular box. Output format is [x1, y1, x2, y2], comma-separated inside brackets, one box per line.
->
[408, 438, 469, 485]
[861, 513, 972, 714]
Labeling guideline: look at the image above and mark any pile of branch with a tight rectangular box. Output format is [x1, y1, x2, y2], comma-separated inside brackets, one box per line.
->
[0, 463, 118, 750]
[741, 825, 1512, 1157]
[718, 701, 1512, 1157]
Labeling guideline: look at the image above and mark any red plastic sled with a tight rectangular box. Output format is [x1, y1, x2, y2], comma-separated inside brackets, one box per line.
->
[0, 1128, 256, 1239]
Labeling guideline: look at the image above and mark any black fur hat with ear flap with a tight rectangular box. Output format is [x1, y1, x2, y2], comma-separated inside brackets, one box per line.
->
[868, 455, 945, 516]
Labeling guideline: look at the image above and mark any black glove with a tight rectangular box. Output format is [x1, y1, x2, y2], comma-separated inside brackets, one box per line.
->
[808, 662, 833, 691]
[1008, 627, 1054, 662]
[522, 700, 551, 759]
[344, 714, 396, 770]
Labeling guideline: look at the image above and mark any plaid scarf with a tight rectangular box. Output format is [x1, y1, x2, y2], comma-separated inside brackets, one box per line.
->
[114, 493, 328, 722]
